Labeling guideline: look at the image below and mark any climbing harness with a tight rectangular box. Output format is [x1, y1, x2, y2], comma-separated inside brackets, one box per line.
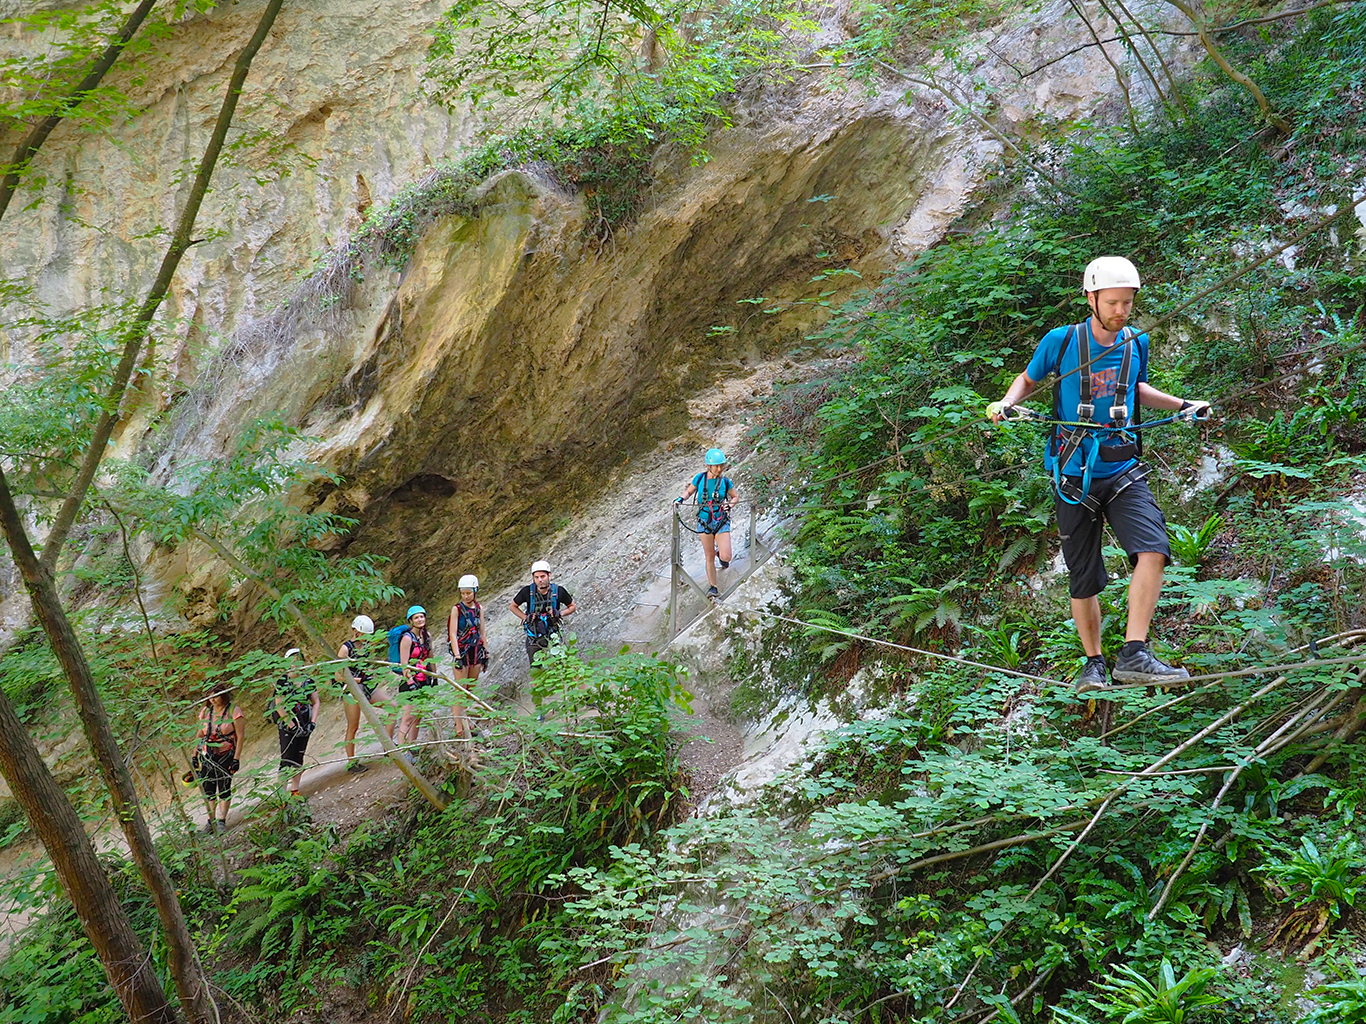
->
[388, 625, 434, 686]
[1046, 321, 1142, 510]
[341, 638, 378, 700]
[683, 472, 733, 534]
[524, 583, 561, 638]
[1003, 401, 1207, 511]
[451, 601, 488, 666]
[272, 674, 316, 737]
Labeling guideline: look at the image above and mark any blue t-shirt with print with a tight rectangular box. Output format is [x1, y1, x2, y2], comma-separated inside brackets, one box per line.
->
[1025, 319, 1149, 479]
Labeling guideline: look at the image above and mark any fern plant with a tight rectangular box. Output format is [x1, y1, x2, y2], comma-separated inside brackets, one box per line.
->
[1304, 965, 1366, 1024]
[1055, 958, 1224, 1024]
[220, 831, 353, 965]
[885, 578, 966, 636]
[1167, 513, 1222, 568]
[1258, 836, 1366, 920]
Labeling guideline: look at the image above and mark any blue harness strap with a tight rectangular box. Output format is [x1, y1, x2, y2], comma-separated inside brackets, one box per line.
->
[693, 472, 732, 528]
[525, 583, 560, 638]
[1050, 322, 1141, 507]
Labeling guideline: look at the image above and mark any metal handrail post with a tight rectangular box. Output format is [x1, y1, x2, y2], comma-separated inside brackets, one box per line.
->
[669, 510, 680, 639]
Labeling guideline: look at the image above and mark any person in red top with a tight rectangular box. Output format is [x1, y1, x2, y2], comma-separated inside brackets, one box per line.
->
[446, 575, 487, 753]
[196, 686, 245, 833]
[394, 606, 435, 758]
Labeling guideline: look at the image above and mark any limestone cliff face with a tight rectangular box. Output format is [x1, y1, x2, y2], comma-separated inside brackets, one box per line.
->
[0, 0, 1197, 621]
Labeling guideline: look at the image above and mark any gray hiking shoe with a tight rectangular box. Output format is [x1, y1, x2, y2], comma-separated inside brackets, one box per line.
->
[1113, 644, 1190, 684]
[1073, 657, 1109, 694]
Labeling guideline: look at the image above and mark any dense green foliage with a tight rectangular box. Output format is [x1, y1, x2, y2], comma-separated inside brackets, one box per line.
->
[0, 647, 691, 1023]
[4, 3, 1366, 1023]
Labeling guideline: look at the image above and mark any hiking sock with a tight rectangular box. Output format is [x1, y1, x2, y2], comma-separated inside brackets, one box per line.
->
[1086, 654, 1106, 667]
[1121, 640, 1146, 658]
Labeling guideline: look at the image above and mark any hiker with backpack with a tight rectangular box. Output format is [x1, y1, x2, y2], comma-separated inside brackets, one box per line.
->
[335, 614, 393, 773]
[987, 256, 1210, 693]
[675, 448, 737, 599]
[271, 649, 320, 798]
[510, 561, 576, 668]
[195, 686, 244, 833]
[446, 575, 487, 751]
[390, 605, 436, 758]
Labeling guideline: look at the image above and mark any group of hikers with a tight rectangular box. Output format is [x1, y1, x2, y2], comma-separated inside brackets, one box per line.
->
[191, 563, 580, 831]
[189, 257, 1211, 833]
[188, 449, 742, 832]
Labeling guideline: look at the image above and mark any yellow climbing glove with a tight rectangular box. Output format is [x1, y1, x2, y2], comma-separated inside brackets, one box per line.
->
[986, 400, 1013, 423]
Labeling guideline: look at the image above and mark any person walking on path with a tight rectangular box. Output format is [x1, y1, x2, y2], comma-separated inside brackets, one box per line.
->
[271, 649, 320, 798]
[335, 614, 392, 773]
[394, 606, 436, 757]
[510, 561, 576, 669]
[987, 256, 1209, 692]
[446, 575, 487, 755]
[676, 448, 737, 599]
[195, 686, 245, 833]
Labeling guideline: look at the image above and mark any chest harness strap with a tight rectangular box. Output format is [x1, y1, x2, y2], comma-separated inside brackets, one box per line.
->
[1051, 322, 1142, 509]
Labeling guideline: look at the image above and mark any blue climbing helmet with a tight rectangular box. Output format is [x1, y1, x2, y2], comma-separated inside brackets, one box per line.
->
[407, 605, 426, 620]
[704, 448, 726, 466]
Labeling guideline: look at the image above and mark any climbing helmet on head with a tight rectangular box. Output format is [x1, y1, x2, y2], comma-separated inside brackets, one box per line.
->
[407, 605, 427, 620]
[351, 614, 375, 634]
[458, 574, 479, 590]
[530, 560, 552, 575]
[704, 448, 726, 466]
[1083, 256, 1141, 293]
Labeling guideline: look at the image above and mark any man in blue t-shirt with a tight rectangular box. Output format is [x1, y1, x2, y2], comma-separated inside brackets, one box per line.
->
[988, 257, 1209, 692]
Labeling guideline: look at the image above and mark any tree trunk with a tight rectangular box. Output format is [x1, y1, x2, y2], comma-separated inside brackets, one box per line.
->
[0, 466, 209, 1020]
[0, 2, 287, 1019]
[0, 0, 159, 223]
[0, 630, 177, 1022]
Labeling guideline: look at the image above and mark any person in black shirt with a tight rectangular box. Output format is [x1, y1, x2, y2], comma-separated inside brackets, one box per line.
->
[271, 648, 320, 797]
[509, 560, 576, 668]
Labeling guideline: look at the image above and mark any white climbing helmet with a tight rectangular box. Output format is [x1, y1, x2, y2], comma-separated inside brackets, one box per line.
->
[285, 648, 303, 659]
[531, 560, 552, 575]
[1083, 256, 1141, 293]
[351, 614, 375, 634]
[458, 574, 479, 590]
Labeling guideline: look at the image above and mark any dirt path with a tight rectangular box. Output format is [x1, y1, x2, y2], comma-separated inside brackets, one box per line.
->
[0, 354, 834, 910]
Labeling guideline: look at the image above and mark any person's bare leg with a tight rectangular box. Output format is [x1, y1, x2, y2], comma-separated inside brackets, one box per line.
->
[1126, 551, 1166, 642]
[344, 701, 361, 759]
[702, 534, 718, 588]
[1071, 595, 1104, 658]
[717, 531, 732, 566]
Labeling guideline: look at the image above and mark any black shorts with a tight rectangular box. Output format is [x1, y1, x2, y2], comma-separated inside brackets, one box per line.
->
[1055, 468, 1171, 600]
[199, 752, 234, 801]
[278, 726, 311, 772]
[525, 634, 557, 665]
[454, 645, 489, 670]
[397, 676, 437, 694]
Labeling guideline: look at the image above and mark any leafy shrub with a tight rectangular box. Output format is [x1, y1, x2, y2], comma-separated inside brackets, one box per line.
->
[1168, 513, 1222, 569]
[1055, 958, 1224, 1024]
[1256, 836, 1366, 921]
[1304, 965, 1366, 1024]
